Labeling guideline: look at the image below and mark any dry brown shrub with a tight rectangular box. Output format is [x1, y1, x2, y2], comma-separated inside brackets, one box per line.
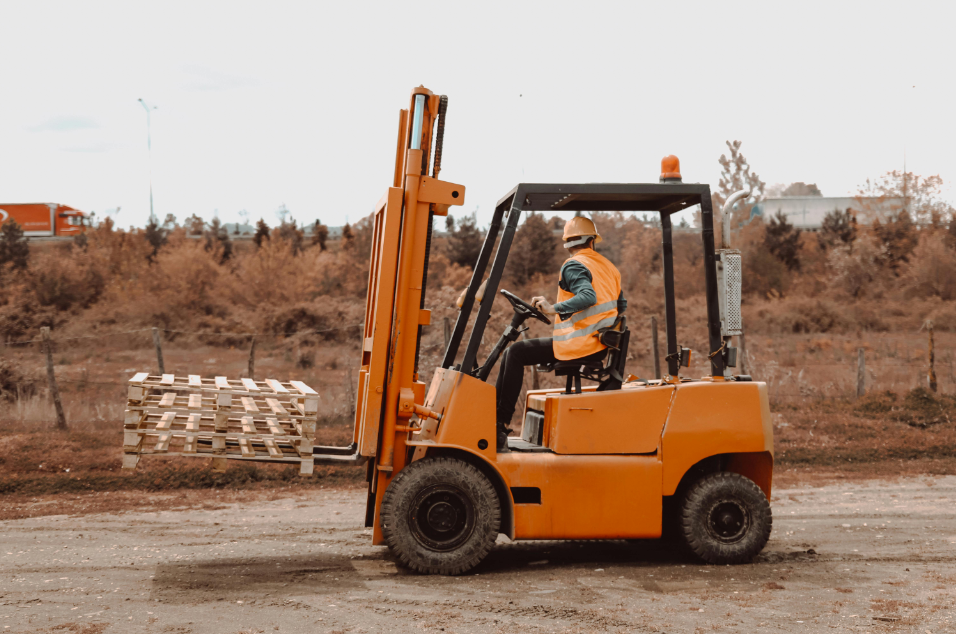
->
[904, 231, 956, 299]
[0, 357, 38, 401]
[826, 233, 883, 299]
[759, 298, 846, 334]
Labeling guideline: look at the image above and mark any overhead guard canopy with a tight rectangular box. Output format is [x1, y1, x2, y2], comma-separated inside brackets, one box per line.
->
[495, 183, 710, 215]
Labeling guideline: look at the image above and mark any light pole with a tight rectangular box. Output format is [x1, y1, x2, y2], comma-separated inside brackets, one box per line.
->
[138, 98, 158, 219]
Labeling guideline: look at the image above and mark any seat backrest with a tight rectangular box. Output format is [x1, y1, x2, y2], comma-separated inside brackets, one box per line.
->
[595, 316, 628, 390]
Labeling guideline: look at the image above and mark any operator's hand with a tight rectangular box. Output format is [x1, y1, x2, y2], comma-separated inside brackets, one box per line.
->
[530, 296, 557, 317]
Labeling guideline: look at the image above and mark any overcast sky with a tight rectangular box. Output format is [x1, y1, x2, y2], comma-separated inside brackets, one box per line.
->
[1, 1, 953, 230]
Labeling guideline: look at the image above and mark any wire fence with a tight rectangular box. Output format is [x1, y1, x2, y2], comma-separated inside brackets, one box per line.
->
[0, 324, 364, 347]
[1, 316, 949, 430]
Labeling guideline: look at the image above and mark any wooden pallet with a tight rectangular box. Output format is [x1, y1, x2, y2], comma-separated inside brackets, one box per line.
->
[122, 373, 318, 475]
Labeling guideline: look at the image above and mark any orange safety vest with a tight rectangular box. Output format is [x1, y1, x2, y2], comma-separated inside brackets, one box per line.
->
[552, 248, 622, 361]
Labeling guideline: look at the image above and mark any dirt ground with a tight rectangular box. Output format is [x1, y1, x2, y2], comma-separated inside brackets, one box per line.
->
[1, 477, 955, 634]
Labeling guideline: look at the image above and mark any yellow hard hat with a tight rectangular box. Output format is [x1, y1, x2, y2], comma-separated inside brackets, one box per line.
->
[562, 216, 602, 247]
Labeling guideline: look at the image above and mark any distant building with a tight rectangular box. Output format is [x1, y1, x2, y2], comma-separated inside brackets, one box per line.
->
[750, 197, 904, 231]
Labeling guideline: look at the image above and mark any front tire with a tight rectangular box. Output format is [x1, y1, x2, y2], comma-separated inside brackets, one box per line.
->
[680, 472, 772, 564]
[380, 457, 501, 575]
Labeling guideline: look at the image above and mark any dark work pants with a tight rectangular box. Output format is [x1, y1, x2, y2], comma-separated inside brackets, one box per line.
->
[494, 337, 607, 427]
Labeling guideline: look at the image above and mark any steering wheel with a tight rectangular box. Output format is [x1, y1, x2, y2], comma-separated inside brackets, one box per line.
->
[500, 289, 552, 325]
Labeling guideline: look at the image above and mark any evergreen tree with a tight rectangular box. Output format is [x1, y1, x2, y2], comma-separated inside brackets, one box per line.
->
[143, 215, 168, 262]
[507, 212, 559, 285]
[445, 213, 483, 268]
[817, 208, 857, 252]
[341, 222, 355, 251]
[0, 220, 29, 271]
[764, 211, 801, 271]
[311, 219, 329, 251]
[204, 217, 233, 263]
[873, 210, 918, 272]
[254, 218, 270, 248]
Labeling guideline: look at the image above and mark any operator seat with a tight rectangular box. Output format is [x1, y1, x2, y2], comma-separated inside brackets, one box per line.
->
[545, 315, 630, 394]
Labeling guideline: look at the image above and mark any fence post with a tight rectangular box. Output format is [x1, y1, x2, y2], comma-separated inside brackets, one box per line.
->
[857, 348, 866, 398]
[152, 327, 165, 375]
[739, 333, 748, 375]
[927, 320, 937, 393]
[41, 327, 67, 431]
[650, 316, 661, 380]
[247, 335, 256, 381]
[443, 317, 451, 352]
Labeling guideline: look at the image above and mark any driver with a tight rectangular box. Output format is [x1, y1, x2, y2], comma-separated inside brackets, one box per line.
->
[495, 216, 625, 452]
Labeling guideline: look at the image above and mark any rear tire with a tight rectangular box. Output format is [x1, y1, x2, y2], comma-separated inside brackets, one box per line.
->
[680, 471, 772, 565]
[380, 457, 500, 575]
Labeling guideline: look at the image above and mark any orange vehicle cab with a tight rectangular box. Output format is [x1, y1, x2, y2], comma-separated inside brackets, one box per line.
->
[0, 203, 89, 237]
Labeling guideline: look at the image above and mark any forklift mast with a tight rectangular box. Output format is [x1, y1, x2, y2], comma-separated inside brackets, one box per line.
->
[349, 87, 465, 526]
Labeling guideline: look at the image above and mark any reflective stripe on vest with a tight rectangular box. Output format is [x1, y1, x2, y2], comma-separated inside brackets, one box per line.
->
[552, 248, 622, 361]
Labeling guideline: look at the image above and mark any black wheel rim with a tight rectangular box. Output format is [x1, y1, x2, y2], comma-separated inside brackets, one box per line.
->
[409, 484, 476, 551]
[707, 499, 750, 544]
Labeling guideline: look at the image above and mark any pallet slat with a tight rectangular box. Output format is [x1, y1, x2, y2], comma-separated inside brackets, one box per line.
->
[241, 397, 259, 414]
[154, 433, 172, 453]
[290, 380, 317, 396]
[263, 438, 282, 458]
[238, 438, 255, 458]
[241, 378, 260, 392]
[155, 411, 176, 431]
[265, 379, 289, 394]
[265, 398, 288, 415]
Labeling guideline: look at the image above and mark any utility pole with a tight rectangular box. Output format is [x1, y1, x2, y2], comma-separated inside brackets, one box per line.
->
[138, 99, 159, 219]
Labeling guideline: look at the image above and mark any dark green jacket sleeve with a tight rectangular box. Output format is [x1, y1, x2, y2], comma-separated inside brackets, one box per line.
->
[554, 260, 626, 321]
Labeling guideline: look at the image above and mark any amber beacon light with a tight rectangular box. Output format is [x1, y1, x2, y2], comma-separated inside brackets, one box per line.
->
[660, 155, 682, 182]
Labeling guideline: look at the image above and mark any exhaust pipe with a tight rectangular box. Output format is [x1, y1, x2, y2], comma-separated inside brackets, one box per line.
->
[721, 188, 751, 249]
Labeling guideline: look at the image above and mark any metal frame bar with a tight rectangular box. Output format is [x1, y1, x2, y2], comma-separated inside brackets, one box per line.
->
[699, 191, 725, 376]
[441, 203, 506, 369]
[460, 187, 525, 376]
[660, 213, 679, 376]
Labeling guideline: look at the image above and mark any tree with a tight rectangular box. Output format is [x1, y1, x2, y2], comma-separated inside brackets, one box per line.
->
[254, 219, 270, 248]
[714, 140, 766, 222]
[0, 220, 29, 271]
[767, 182, 823, 197]
[445, 213, 483, 268]
[817, 208, 857, 252]
[311, 219, 329, 251]
[143, 215, 168, 262]
[873, 210, 917, 272]
[341, 222, 355, 251]
[185, 214, 205, 236]
[764, 211, 801, 270]
[507, 212, 559, 285]
[858, 171, 954, 226]
[276, 217, 305, 255]
[204, 217, 233, 263]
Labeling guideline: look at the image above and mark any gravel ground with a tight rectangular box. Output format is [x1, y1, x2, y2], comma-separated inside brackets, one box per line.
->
[1, 476, 955, 633]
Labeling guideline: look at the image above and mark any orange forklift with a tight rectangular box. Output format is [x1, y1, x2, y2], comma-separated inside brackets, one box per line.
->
[310, 86, 774, 574]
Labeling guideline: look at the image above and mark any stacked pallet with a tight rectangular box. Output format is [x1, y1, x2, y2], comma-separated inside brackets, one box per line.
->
[122, 373, 319, 475]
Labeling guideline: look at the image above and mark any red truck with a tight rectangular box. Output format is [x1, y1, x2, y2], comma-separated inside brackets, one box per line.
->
[0, 203, 89, 238]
